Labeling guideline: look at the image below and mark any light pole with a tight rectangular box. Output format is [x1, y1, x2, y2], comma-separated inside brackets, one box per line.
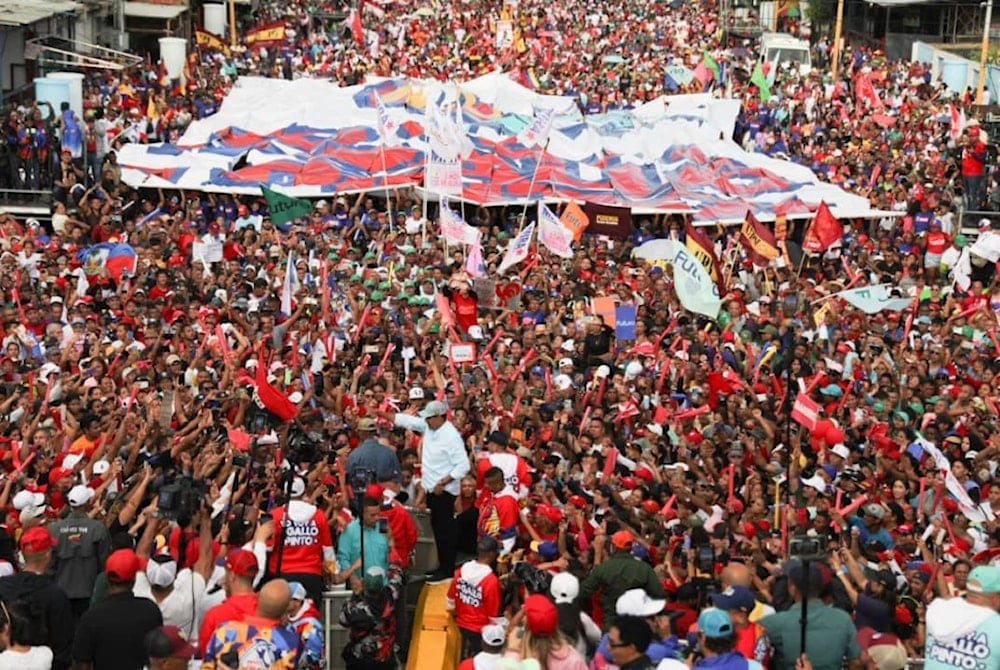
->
[978, 0, 994, 105]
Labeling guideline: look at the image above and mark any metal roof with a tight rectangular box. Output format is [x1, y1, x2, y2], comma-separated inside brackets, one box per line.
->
[0, 0, 81, 27]
[123, 2, 188, 19]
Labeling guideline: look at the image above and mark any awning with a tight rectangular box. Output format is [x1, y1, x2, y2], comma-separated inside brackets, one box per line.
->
[0, 0, 81, 27]
[865, 0, 939, 6]
[123, 2, 188, 20]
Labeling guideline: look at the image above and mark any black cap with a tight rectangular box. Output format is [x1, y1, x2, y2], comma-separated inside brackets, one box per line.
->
[477, 536, 500, 555]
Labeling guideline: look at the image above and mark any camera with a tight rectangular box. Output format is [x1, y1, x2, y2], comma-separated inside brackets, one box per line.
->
[788, 535, 828, 562]
[512, 561, 552, 595]
[352, 467, 376, 492]
[157, 475, 208, 522]
[696, 546, 715, 574]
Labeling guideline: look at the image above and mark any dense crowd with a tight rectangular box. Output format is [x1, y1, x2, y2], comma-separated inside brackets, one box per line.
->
[0, 1, 998, 670]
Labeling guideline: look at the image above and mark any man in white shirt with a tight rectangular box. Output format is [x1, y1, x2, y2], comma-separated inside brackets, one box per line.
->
[133, 511, 214, 647]
[378, 400, 469, 581]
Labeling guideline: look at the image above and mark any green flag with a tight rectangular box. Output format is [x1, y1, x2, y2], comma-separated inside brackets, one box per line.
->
[261, 184, 312, 229]
[750, 63, 771, 103]
[702, 50, 720, 81]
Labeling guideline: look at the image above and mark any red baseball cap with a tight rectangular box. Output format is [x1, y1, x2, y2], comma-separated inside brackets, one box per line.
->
[106, 548, 142, 583]
[567, 495, 588, 508]
[225, 548, 259, 578]
[365, 484, 385, 500]
[48, 467, 73, 484]
[524, 594, 558, 637]
[19, 526, 55, 554]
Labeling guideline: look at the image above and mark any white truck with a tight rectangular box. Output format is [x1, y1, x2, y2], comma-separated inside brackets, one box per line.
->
[759, 32, 812, 75]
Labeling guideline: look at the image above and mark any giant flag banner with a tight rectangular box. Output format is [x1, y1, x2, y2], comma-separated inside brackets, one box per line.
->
[518, 107, 554, 148]
[261, 185, 311, 229]
[685, 221, 724, 294]
[738, 211, 778, 266]
[499, 222, 536, 274]
[538, 203, 573, 258]
[834, 285, 912, 314]
[661, 239, 721, 318]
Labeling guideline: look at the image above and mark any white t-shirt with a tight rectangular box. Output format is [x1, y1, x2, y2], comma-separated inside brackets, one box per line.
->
[0, 646, 53, 670]
[133, 568, 208, 644]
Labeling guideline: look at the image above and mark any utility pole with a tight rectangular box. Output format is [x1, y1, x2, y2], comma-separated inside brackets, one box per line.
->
[228, 0, 238, 48]
[978, 0, 994, 105]
[831, 0, 846, 80]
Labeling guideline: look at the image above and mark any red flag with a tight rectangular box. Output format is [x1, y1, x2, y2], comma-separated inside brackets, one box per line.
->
[254, 351, 299, 422]
[349, 9, 364, 46]
[737, 210, 779, 266]
[791, 393, 820, 430]
[855, 71, 884, 111]
[802, 201, 843, 253]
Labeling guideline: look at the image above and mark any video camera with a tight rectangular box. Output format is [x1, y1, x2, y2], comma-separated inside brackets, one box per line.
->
[788, 535, 827, 562]
[157, 475, 208, 522]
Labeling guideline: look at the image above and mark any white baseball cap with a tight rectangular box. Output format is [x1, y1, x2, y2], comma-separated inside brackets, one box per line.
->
[67, 485, 95, 508]
[616, 588, 667, 616]
[146, 555, 178, 588]
[408, 387, 425, 400]
[12, 490, 44, 511]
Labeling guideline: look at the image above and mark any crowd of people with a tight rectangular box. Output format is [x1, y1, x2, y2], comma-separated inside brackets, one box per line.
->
[0, 1, 998, 670]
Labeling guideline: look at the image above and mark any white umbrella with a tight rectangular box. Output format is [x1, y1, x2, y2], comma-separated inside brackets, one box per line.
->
[631, 238, 677, 261]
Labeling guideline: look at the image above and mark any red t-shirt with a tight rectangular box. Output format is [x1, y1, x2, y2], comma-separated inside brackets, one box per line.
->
[452, 291, 478, 333]
[266, 501, 334, 577]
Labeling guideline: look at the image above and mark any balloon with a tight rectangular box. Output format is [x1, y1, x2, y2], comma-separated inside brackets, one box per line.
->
[824, 423, 845, 446]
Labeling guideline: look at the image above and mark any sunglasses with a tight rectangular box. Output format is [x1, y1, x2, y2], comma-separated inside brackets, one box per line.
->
[608, 641, 630, 648]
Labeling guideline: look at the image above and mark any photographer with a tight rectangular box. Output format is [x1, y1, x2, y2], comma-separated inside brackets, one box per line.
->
[335, 495, 391, 586]
[266, 476, 335, 607]
[338, 560, 405, 670]
[761, 562, 862, 670]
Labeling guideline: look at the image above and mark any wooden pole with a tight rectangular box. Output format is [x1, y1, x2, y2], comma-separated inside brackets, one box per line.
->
[831, 0, 846, 80]
[978, 0, 995, 105]
[228, 0, 238, 49]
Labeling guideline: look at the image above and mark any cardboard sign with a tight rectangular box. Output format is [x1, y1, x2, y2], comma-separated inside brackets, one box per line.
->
[615, 305, 637, 340]
[591, 296, 617, 327]
[583, 202, 633, 239]
[450, 342, 476, 363]
[473, 277, 498, 308]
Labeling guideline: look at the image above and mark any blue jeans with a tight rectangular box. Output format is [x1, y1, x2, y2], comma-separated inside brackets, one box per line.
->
[966, 175, 986, 210]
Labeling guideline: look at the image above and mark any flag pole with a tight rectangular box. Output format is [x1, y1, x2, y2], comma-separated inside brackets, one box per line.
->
[379, 143, 393, 233]
[518, 137, 550, 234]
